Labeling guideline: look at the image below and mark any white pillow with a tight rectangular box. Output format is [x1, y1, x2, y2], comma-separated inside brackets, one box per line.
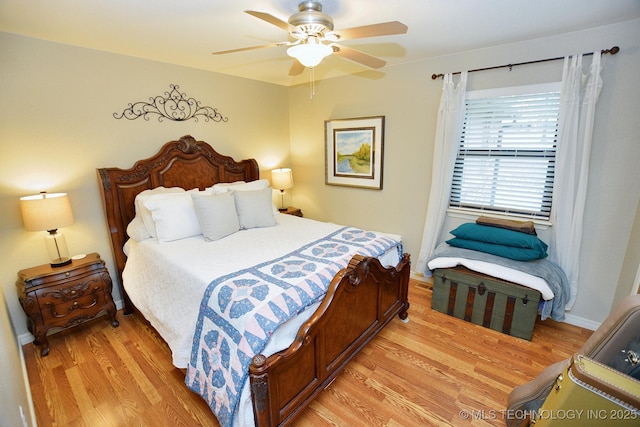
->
[210, 179, 269, 194]
[191, 191, 240, 241]
[135, 187, 185, 238]
[126, 215, 151, 242]
[207, 180, 244, 193]
[234, 187, 277, 229]
[143, 192, 201, 242]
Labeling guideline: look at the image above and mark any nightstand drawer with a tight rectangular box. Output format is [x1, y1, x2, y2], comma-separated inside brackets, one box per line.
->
[35, 271, 106, 306]
[25, 262, 105, 290]
[41, 289, 106, 327]
[36, 270, 110, 327]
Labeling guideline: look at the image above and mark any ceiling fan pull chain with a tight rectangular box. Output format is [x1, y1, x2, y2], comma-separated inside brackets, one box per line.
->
[309, 67, 316, 99]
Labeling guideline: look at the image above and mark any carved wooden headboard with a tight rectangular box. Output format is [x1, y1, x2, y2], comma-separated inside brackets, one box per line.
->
[97, 135, 259, 312]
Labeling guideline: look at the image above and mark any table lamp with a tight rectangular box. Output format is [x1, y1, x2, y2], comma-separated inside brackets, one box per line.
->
[20, 192, 75, 267]
[271, 168, 294, 211]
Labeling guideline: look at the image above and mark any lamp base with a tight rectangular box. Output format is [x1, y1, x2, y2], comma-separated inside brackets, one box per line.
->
[45, 229, 71, 268]
[50, 257, 72, 268]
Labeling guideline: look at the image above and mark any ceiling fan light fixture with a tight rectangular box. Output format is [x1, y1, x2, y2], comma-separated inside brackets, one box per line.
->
[287, 41, 333, 68]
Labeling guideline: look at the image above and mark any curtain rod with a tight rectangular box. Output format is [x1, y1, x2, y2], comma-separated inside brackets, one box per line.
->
[431, 46, 620, 80]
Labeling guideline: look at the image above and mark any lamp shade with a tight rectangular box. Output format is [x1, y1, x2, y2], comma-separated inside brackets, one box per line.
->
[287, 38, 333, 68]
[271, 168, 294, 190]
[20, 192, 74, 231]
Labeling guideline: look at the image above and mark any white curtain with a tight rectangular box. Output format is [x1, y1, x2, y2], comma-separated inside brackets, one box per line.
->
[416, 72, 468, 275]
[550, 52, 602, 310]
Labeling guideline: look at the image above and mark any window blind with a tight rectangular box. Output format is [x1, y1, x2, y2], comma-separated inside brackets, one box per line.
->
[450, 85, 561, 219]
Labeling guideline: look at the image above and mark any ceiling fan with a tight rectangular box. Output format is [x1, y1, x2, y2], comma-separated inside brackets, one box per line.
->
[212, 1, 408, 76]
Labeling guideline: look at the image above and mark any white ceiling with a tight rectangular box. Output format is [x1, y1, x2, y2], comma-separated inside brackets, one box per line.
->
[1, 0, 639, 87]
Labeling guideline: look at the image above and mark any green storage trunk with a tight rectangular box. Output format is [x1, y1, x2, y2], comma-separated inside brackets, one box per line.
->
[432, 267, 541, 340]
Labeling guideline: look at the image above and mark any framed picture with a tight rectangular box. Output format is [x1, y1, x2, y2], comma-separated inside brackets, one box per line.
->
[325, 116, 385, 189]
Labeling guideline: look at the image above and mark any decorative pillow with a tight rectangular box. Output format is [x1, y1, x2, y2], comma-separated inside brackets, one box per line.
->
[143, 192, 201, 242]
[450, 223, 548, 253]
[234, 187, 277, 229]
[126, 215, 151, 242]
[134, 187, 185, 238]
[446, 238, 547, 261]
[191, 191, 240, 241]
[207, 180, 244, 193]
[210, 179, 269, 194]
[476, 215, 536, 235]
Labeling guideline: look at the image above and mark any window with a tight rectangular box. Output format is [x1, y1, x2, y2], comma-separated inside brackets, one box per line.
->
[449, 83, 561, 220]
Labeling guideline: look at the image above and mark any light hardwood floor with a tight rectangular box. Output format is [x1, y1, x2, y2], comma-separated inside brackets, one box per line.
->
[23, 279, 592, 426]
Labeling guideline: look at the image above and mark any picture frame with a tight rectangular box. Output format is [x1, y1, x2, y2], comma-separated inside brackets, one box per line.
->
[325, 116, 385, 189]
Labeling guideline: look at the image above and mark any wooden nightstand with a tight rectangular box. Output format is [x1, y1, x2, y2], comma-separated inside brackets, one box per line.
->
[280, 206, 303, 217]
[16, 253, 119, 356]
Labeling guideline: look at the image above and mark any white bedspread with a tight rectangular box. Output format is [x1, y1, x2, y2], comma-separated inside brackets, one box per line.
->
[123, 213, 401, 426]
[122, 213, 401, 368]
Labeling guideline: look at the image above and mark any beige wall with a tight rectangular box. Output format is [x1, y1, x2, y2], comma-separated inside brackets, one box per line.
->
[0, 32, 291, 341]
[289, 19, 640, 328]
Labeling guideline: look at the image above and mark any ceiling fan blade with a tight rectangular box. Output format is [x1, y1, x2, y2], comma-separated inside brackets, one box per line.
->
[289, 60, 305, 76]
[245, 10, 291, 32]
[212, 42, 289, 55]
[334, 21, 408, 41]
[332, 44, 386, 69]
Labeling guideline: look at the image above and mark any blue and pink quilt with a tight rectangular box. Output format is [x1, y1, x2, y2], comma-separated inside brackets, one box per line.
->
[185, 226, 401, 427]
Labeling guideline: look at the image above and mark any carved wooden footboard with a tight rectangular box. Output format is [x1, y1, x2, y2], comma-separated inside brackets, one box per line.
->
[250, 253, 411, 426]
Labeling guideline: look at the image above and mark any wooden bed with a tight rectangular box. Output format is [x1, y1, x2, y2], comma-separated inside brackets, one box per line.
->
[97, 135, 410, 426]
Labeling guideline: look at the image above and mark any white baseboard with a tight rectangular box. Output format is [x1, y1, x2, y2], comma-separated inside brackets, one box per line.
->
[18, 333, 34, 346]
[410, 271, 431, 282]
[562, 313, 600, 331]
[18, 338, 37, 427]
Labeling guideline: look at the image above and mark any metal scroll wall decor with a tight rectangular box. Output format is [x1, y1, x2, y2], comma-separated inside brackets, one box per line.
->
[113, 84, 228, 123]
